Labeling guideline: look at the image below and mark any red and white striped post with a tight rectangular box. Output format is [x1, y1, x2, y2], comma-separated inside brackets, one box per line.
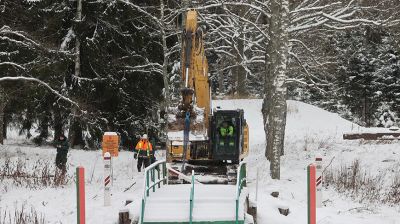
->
[307, 164, 316, 224]
[76, 166, 85, 224]
[104, 152, 111, 206]
[315, 157, 323, 208]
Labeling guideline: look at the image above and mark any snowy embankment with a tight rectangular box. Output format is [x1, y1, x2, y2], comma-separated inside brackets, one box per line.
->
[0, 99, 399, 224]
[214, 99, 400, 224]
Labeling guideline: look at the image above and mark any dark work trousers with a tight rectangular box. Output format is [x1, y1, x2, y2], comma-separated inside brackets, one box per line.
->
[55, 152, 67, 170]
[151, 156, 156, 164]
[137, 156, 150, 172]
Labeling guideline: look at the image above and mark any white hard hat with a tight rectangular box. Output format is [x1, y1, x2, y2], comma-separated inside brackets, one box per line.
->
[142, 134, 148, 139]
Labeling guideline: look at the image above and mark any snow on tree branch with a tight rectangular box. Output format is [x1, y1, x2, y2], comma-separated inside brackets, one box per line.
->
[117, 0, 163, 29]
[196, 1, 270, 17]
[0, 76, 81, 109]
[0, 62, 26, 70]
[320, 12, 381, 26]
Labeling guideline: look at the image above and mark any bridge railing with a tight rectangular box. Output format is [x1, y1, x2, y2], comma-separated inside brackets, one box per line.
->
[140, 159, 167, 224]
[140, 160, 247, 224]
[235, 161, 247, 223]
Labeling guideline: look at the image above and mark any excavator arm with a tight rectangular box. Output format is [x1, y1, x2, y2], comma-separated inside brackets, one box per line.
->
[179, 9, 210, 129]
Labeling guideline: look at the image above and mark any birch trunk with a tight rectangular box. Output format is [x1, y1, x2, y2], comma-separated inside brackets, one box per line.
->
[160, 0, 170, 109]
[263, 0, 290, 180]
[235, 6, 247, 98]
[236, 35, 247, 97]
[160, 0, 170, 137]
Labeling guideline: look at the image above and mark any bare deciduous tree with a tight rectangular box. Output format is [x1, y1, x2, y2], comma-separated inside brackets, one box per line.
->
[196, 0, 386, 179]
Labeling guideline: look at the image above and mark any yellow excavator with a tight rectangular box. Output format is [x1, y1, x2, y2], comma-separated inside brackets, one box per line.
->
[166, 9, 249, 184]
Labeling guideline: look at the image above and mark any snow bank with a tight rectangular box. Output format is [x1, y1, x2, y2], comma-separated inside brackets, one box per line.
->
[215, 99, 400, 224]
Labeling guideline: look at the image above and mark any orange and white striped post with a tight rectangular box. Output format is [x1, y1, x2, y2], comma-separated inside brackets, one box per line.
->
[104, 152, 111, 206]
[76, 166, 85, 224]
[307, 164, 316, 224]
[315, 157, 323, 208]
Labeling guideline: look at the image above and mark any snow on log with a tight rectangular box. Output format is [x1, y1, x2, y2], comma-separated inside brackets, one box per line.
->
[118, 209, 130, 224]
[343, 127, 400, 140]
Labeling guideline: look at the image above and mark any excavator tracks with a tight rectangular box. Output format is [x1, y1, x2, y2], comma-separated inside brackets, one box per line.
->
[167, 162, 238, 185]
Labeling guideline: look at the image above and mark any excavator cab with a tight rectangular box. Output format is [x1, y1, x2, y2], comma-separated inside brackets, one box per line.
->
[210, 109, 248, 163]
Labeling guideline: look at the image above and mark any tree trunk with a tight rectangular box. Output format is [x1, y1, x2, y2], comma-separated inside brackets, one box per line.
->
[69, 0, 82, 148]
[218, 59, 224, 94]
[69, 119, 84, 147]
[232, 41, 238, 96]
[74, 0, 82, 80]
[362, 94, 366, 126]
[160, 0, 170, 139]
[3, 112, 7, 140]
[53, 107, 63, 141]
[160, 0, 170, 111]
[36, 110, 50, 145]
[0, 86, 6, 145]
[236, 36, 247, 97]
[69, 114, 79, 147]
[0, 99, 4, 145]
[235, 6, 247, 98]
[263, 0, 290, 180]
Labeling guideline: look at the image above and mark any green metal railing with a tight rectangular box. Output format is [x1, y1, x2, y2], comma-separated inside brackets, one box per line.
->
[140, 159, 168, 224]
[235, 161, 247, 224]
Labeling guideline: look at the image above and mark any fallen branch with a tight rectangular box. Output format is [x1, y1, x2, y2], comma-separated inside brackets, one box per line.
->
[0, 174, 55, 179]
[123, 182, 136, 192]
[322, 156, 335, 174]
[338, 206, 374, 214]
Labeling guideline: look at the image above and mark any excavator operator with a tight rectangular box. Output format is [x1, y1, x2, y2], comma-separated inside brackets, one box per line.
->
[219, 121, 235, 147]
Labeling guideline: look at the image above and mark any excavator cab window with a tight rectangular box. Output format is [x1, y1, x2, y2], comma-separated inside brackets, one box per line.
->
[212, 111, 242, 161]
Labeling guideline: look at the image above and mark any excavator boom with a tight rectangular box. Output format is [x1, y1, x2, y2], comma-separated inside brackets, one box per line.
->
[179, 9, 210, 128]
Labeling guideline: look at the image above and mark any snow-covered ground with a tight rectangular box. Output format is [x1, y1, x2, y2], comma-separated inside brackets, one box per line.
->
[1, 99, 399, 223]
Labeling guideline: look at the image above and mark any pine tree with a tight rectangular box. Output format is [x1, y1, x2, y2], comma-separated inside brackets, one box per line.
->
[335, 26, 400, 126]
